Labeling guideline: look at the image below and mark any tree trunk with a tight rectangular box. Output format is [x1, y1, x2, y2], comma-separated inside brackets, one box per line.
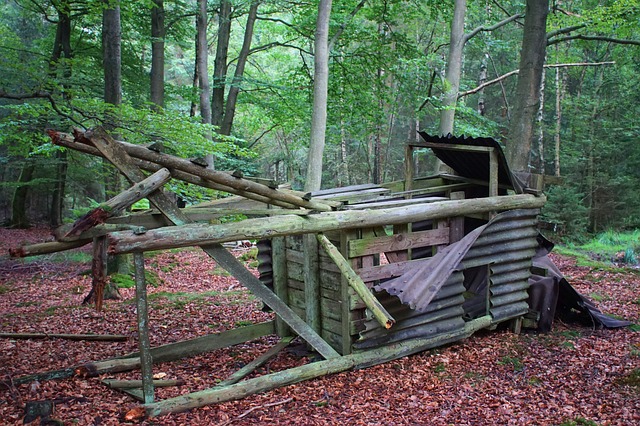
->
[305, 0, 333, 192]
[197, 0, 211, 124]
[102, 1, 122, 109]
[506, 0, 549, 173]
[150, 0, 165, 109]
[439, 0, 466, 137]
[554, 65, 565, 177]
[535, 64, 546, 174]
[220, 1, 259, 136]
[11, 159, 35, 229]
[211, 0, 232, 128]
[49, 150, 68, 227]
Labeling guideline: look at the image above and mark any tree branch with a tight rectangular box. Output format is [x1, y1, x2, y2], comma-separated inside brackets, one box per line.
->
[0, 90, 85, 127]
[328, 0, 367, 51]
[458, 61, 615, 98]
[548, 34, 640, 47]
[546, 24, 587, 40]
[464, 13, 524, 42]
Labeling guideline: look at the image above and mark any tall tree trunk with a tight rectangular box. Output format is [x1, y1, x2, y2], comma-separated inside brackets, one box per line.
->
[506, 0, 549, 173]
[211, 0, 232, 128]
[477, 54, 488, 115]
[49, 1, 72, 227]
[11, 159, 35, 229]
[150, 0, 165, 109]
[220, 1, 259, 136]
[535, 65, 546, 174]
[439, 0, 466, 137]
[103, 1, 122, 110]
[554, 66, 565, 177]
[197, 0, 211, 125]
[305, 0, 332, 192]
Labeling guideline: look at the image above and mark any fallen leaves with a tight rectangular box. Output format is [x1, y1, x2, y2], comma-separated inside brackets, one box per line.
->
[1, 230, 639, 425]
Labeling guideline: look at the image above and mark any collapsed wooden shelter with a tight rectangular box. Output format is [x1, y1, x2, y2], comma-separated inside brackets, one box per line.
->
[14, 128, 549, 418]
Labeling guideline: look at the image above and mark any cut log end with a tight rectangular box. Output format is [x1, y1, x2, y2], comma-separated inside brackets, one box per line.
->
[8, 247, 26, 258]
[124, 406, 147, 421]
[385, 320, 395, 330]
[74, 364, 98, 378]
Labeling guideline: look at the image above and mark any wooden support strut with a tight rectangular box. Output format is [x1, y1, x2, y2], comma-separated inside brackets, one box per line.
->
[316, 234, 395, 329]
[84, 127, 339, 361]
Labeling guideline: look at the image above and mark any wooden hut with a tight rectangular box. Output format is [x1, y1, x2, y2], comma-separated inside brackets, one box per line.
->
[11, 128, 546, 418]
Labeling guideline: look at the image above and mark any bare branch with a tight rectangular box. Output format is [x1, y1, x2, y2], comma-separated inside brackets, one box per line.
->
[329, 0, 367, 51]
[464, 13, 524, 42]
[458, 61, 616, 98]
[548, 34, 640, 47]
[546, 24, 587, 40]
[0, 90, 85, 127]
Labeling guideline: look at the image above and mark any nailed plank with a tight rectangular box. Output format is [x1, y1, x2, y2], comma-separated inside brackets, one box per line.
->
[347, 227, 450, 258]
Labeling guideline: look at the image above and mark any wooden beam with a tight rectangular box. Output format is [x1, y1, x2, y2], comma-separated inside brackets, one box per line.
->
[134, 252, 154, 403]
[126, 316, 493, 419]
[107, 194, 546, 254]
[317, 234, 395, 330]
[9, 240, 91, 258]
[0, 333, 128, 341]
[65, 168, 171, 238]
[215, 336, 294, 387]
[347, 227, 449, 258]
[102, 379, 185, 389]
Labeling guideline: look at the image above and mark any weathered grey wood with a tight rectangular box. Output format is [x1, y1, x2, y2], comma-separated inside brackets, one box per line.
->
[50, 130, 301, 209]
[102, 379, 185, 389]
[347, 227, 449, 258]
[76, 322, 276, 378]
[271, 237, 290, 337]
[200, 244, 340, 360]
[0, 333, 127, 341]
[55, 223, 146, 242]
[317, 234, 395, 330]
[128, 316, 493, 419]
[404, 144, 414, 194]
[215, 336, 294, 388]
[356, 258, 431, 282]
[9, 239, 91, 258]
[91, 236, 108, 311]
[65, 168, 171, 237]
[303, 234, 321, 334]
[108, 194, 546, 254]
[76, 129, 336, 212]
[134, 252, 154, 404]
[344, 196, 449, 210]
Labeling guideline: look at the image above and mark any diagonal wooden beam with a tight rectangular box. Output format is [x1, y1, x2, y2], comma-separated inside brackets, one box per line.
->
[86, 127, 339, 360]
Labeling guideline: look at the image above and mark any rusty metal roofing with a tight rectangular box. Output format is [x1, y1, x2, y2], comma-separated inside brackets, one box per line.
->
[416, 132, 526, 193]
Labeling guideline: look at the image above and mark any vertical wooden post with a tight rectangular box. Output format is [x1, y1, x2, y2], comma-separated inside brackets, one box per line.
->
[303, 234, 321, 334]
[448, 191, 466, 244]
[271, 237, 290, 337]
[404, 144, 414, 195]
[134, 252, 154, 404]
[92, 236, 108, 311]
[340, 230, 356, 355]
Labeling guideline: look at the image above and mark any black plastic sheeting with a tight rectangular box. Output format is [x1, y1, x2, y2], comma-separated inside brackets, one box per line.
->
[529, 240, 632, 332]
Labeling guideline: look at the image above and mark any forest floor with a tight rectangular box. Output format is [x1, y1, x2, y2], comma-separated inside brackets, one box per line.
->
[1, 227, 639, 426]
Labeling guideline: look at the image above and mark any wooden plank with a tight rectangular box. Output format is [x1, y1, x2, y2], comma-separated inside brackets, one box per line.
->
[409, 142, 495, 153]
[271, 237, 290, 337]
[344, 196, 448, 210]
[303, 234, 321, 334]
[317, 234, 395, 330]
[347, 227, 450, 258]
[102, 379, 185, 389]
[356, 258, 431, 283]
[311, 183, 381, 197]
[134, 252, 154, 404]
[449, 191, 465, 243]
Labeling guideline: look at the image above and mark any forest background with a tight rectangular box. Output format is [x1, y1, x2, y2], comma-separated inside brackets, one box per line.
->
[1, 0, 640, 244]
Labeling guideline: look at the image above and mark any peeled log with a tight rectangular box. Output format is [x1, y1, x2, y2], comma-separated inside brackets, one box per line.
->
[108, 194, 546, 254]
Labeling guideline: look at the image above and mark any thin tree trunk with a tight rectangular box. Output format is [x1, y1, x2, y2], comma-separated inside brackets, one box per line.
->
[197, 0, 211, 125]
[439, 0, 466, 137]
[11, 159, 34, 229]
[50, 150, 68, 227]
[220, 1, 259, 136]
[150, 0, 165, 109]
[211, 0, 232, 128]
[305, 0, 333, 192]
[554, 66, 564, 177]
[535, 64, 546, 174]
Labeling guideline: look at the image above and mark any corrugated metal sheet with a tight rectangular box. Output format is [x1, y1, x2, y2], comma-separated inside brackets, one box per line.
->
[355, 209, 540, 349]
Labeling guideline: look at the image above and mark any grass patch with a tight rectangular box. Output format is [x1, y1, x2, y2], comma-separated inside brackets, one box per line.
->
[26, 251, 93, 264]
[557, 229, 640, 268]
[14, 301, 41, 307]
[616, 368, 640, 387]
[109, 270, 161, 289]
[558, 417, 599, 426]
[497, 356, 524, 371]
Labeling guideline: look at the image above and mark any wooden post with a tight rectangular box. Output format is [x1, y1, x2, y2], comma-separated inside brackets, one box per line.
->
[271, 237, 290, 337]
[134, 252, 154, 404]
[303, 234, 321, 334]
[92, 236, 108, 311]
[317, 234, 395, 330]
[404, 144, 414, 195]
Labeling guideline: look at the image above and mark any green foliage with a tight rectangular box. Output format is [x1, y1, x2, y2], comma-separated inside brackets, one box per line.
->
[541, 186, 590, 241]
